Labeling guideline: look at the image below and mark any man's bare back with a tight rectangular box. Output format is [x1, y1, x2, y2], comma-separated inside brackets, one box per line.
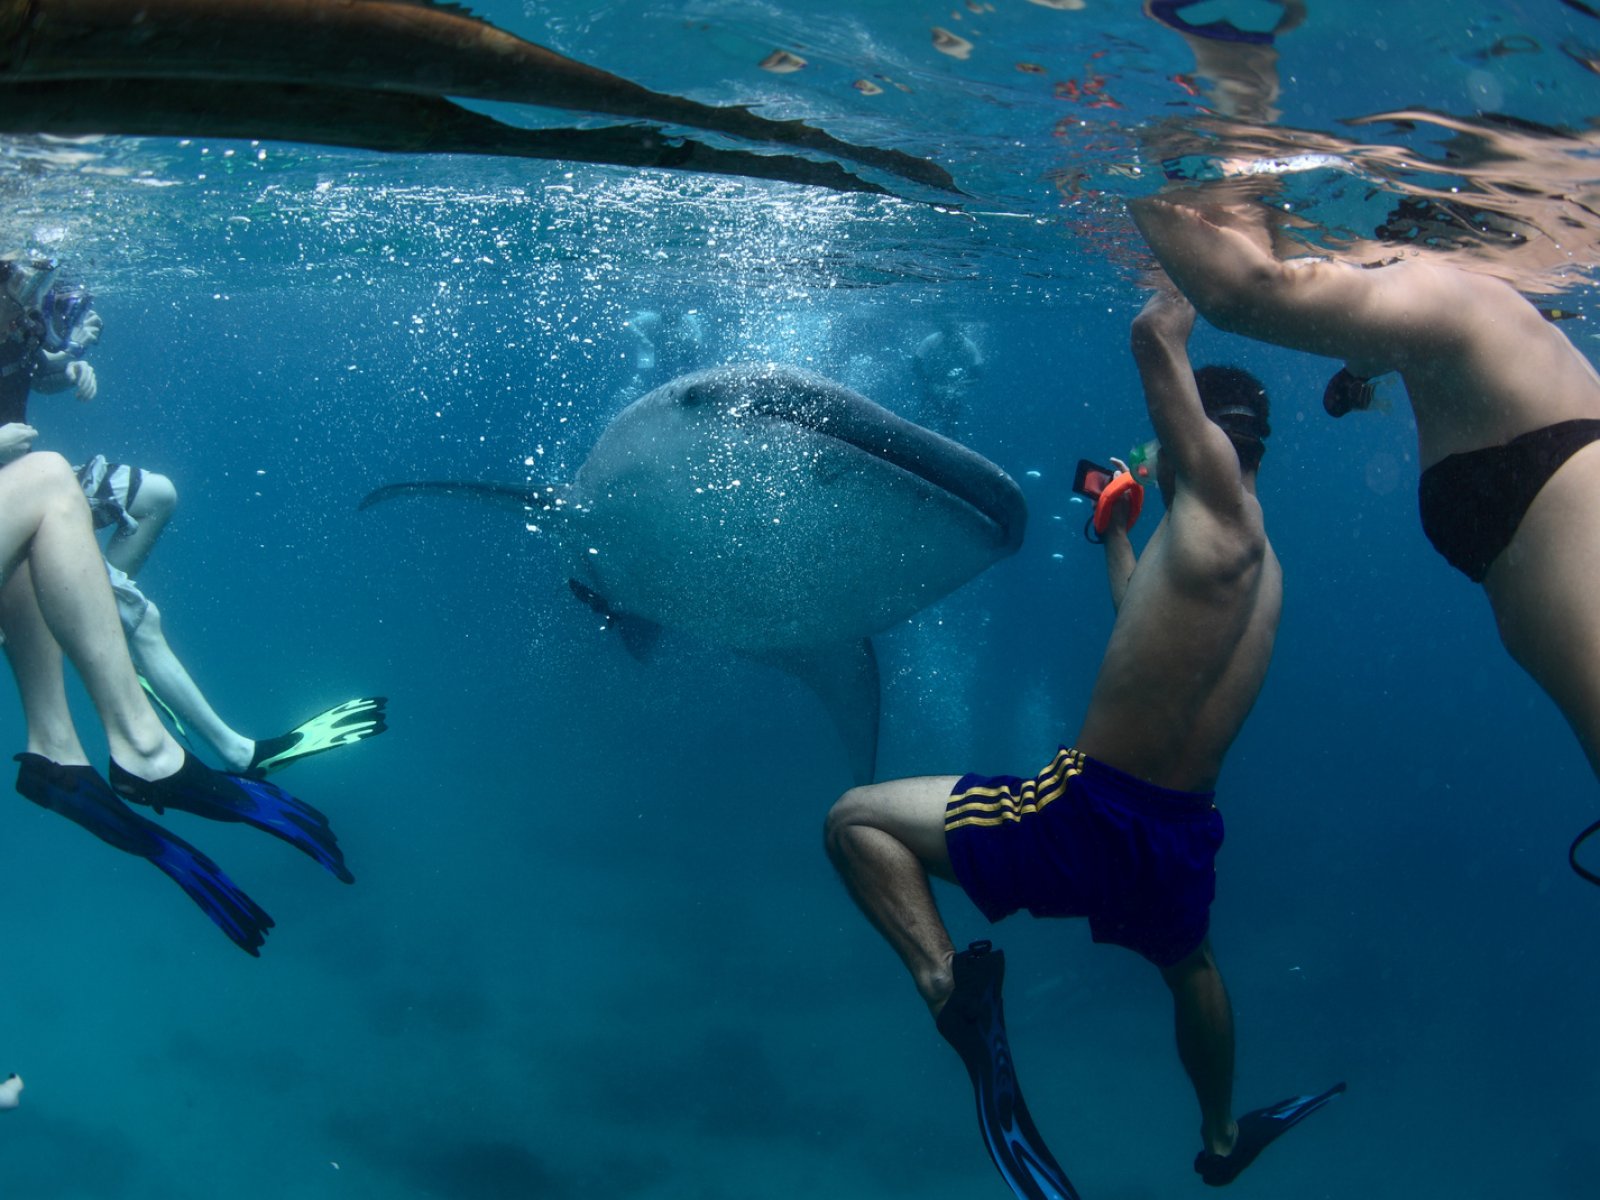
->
[1076, 290, 1282, 794]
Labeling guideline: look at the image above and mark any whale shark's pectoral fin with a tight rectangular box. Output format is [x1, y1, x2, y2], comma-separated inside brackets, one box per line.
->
[567, 580, 664, 663]
[753, 641, 881, 785]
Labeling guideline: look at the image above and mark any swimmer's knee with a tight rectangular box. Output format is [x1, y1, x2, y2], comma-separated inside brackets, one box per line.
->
[1160, 937, 1217, 989]
[22, 451, 76, 488]
[19, 453, 85, 508]
[823, 787, 867, 856]
[128, 598, 163, 644]
[135, 472, 177, 520]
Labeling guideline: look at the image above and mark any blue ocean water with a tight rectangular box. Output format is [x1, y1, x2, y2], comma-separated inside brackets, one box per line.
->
[3, 1, 1600, 1197]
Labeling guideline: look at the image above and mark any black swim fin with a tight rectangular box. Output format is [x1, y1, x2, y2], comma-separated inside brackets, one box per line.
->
[14, 753, 273, 955]
[935, 941, 1080, 1200]
[110, 750, 354, 884]
[1194, 1081, 1347, 1186]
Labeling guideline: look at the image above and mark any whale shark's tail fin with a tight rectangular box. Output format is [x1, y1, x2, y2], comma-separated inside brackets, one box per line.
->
[359, 480, 553, 513]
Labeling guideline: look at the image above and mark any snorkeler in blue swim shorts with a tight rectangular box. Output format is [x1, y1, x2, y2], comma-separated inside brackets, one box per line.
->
[826, 284, 1342, 1198]
[943, 747, 1224, 969]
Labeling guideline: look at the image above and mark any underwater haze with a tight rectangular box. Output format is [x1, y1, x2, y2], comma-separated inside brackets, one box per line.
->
[3, 1, 1600, 1198]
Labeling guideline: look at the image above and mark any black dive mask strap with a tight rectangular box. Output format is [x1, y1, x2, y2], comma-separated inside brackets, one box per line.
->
[1570, 816, 1600, 887]
[1322, 368, 1379, 418]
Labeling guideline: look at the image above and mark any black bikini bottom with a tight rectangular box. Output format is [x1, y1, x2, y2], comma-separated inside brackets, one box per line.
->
[1417, 418, 1600, 582]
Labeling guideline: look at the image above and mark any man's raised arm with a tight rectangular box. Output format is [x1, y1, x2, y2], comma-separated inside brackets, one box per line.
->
[1130, 284, 1242, 511]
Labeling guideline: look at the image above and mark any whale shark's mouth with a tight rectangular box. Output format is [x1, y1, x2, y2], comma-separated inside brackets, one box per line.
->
[681, 365, 1028, 553]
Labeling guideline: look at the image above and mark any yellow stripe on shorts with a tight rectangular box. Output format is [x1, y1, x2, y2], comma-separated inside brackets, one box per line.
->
[944, 747, 1086, 832]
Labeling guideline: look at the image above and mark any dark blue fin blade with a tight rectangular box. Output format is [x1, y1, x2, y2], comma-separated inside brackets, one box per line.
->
[936, 943, 1081, 1200]
[1195, 1081, 1348, 1186]
[15, 754, 273, 955]
[110, 752, 354, 885]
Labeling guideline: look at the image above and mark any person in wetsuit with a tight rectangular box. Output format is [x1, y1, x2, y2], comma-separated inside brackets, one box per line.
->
[1130, 195, 1600, 885]
[825, 284, 1341, 1197]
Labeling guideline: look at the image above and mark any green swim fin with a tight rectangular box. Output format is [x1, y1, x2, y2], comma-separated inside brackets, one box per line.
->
[246, 697, 388, 778]
[138, 673, 188, 740]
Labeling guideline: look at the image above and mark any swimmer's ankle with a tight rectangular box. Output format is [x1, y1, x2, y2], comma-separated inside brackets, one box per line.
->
[1203, 1117, 1239, 1158]
[109, 736, 184, 782]
[919, 949, 956, 1017]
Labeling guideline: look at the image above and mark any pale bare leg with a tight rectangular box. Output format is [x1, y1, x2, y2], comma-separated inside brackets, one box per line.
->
[103, 470, 175, 578]
[1483, 443, 1600, 781]
[0, 453, 181, 779]
[127, 601, 255, 772]
[0, 564, 89, 765]
[824, 775, 963, 1012]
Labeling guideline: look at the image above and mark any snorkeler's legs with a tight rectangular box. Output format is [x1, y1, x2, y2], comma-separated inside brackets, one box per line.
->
[825, 775, 963, 1011]
[0, 453, 180, 777]
[0, 564, 90, 766]
[126, 599, 255, 773]
[103, 469, 175, 578]
[1160, 938, 1238, 1158]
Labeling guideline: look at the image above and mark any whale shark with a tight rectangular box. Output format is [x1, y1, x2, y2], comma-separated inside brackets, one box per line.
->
[360, 364, 1027, 783]
[0, 0, 957, 198]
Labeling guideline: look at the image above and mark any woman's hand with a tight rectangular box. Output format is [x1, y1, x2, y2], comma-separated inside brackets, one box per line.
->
[65, 360, 97, 401]
[0, 422, 39, 464]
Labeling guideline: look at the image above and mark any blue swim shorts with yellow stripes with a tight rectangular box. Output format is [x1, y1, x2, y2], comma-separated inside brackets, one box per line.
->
[943, 747, 1225, 967]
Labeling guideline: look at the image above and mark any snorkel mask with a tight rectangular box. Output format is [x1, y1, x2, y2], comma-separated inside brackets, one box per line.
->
[1207, 403, 1272, 444]
[0, 254, 59, 312]
[41, 285, 95, 355]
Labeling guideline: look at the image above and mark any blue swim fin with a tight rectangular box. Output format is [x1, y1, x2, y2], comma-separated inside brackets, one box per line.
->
[936, 941, 1080, 1200]
[15, 753, 273, 955]
[110, 750, 354, 884]
[1194, 1081, 1347, 1186]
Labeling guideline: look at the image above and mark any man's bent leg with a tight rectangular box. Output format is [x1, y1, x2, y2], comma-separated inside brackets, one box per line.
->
[1161, 938, 1238, 1157]
[824, 775, 962, 1011]
[829, 775, 1083, 1200]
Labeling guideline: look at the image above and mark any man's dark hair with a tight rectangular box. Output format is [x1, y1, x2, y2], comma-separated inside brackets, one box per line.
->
[1194, 365, 1270, 473]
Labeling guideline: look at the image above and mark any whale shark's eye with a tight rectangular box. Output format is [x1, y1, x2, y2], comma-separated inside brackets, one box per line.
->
[679, 385, 708, 407]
